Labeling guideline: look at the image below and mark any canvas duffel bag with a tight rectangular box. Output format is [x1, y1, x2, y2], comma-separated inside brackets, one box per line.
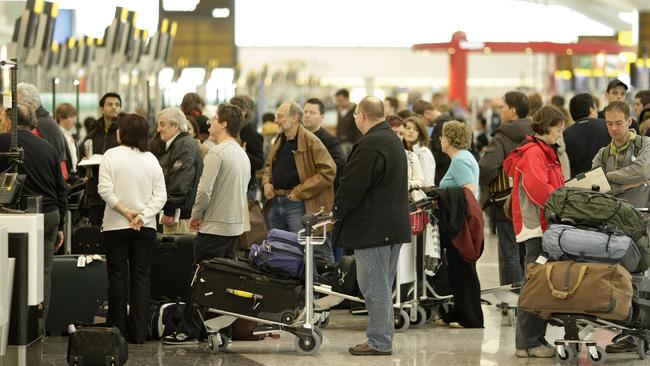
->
[542, 224, 641, 273]
[519, 261, 633, 321]
[544, 187, 650, 272]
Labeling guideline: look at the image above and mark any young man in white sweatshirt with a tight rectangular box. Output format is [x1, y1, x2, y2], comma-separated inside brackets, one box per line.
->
[163, 103, 251, 345]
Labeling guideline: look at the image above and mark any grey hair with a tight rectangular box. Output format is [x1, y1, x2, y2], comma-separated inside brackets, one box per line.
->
[157, 107, 188, 132]
[17, 83, 42, 110]
[287, 101, 303, 123]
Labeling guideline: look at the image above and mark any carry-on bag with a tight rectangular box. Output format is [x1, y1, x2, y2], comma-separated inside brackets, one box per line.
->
[46, 255, 108, 334]
[72, 226, 103, 254]
[150, 234, 195, 301]
[67, 326, 128, 366]
[193, 258, 303, 324]
[249, 229, 304, 279]
[544, 187, 650, 272]
[542, 224, 641, 273]
[519, 261, 633, 321]
[629, 273, 650, 328]
[238, 200, 268, 250]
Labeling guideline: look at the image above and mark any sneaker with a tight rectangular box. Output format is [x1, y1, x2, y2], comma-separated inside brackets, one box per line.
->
[162, 332, 199, 346]
[349, 342, 392, 356]
[515, 345, 556, 358]
[605, 338, 636, 353]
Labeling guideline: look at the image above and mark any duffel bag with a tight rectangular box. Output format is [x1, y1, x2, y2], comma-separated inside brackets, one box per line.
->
[67, 325, 128, 366]
[542, 224, 641, 273]
[544, 187, 650, 272]
[249, 229, 304, 279]
[148, 301, 186, 339]
[519, 261, 633, 321]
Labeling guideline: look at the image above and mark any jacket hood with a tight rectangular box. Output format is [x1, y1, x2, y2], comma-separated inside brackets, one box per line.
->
[503, 135, 557, 177]
[494, 118, 531, 141]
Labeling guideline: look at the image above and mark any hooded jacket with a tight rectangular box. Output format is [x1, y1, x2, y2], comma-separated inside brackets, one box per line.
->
[479, 118, 532, 187]
[503, 135, 564, 243]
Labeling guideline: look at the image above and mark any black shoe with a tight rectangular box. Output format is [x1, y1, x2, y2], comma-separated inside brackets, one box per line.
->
[605, 338, 636, 353]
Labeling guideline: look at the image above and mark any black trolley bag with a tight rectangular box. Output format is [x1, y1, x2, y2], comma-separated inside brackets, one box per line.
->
[193, 258, 303, 324]
[150, 234, 195, 302]
[67, 326, 128, 366]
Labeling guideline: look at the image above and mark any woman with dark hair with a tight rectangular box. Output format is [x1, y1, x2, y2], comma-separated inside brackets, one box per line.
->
[98, 113, 167, 343]
[504, 106, 565, 358]
[403, 116, 436, 186]
[180, 92, 209, 141]
[186, 115, 209, 158]
[387, 114, 426, 200]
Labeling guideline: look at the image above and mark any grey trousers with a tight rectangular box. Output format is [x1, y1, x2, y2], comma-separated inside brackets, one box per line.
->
[42, 210, 60, 333]
[515, 237, 549, 350]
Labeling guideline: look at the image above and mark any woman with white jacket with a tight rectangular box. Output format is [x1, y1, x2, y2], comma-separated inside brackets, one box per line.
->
[387, 114, 426, 201]
[98, 113, 167, 343]
[404, 116, 436, 187]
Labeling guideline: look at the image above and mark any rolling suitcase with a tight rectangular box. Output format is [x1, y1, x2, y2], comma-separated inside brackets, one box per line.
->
[46, 255, 108, 334]
[193, 258, 302, 324]
[67, 325, 128, 366]
[72, 226, 103, 255]
[150, 234, 195, 302]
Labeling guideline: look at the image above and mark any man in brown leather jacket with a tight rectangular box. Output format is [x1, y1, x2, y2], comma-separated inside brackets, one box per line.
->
[262, 101, 336, 234]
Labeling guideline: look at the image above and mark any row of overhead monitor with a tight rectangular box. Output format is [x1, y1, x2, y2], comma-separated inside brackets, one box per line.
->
[8, 0, 177, 71]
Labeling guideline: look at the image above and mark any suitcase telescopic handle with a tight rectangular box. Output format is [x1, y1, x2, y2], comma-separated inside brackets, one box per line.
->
[545, 264, 588, 299]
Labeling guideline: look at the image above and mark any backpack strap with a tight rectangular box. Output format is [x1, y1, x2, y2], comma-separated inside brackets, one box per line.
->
[633, 134, 643, 157]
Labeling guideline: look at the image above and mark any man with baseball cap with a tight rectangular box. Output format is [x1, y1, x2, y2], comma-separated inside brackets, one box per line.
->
[598, 78, 640, 132]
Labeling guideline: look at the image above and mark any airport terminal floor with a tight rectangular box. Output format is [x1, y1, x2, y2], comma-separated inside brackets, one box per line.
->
[39, 228, 649, 366]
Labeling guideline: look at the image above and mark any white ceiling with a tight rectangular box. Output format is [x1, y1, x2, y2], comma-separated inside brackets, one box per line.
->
[520, 0, 650, 31]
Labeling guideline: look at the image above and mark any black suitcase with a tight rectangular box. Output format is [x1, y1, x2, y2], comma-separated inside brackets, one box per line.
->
[46, 255, 108, 334]
[72, 226, 104, 255]
[193, 258, 303, 324]
[150, 234, 195, 302]
[67, 326, 128, 366]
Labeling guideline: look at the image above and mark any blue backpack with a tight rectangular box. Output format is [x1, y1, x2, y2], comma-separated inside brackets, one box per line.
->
[249, 229, 305, 279]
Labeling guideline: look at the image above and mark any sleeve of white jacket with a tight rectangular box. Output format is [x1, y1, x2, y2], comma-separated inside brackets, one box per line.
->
[420, 147, 436, 187]
[408, 151, 426, 190]
[140, 163, 168, 222]
[97, 154, 119, 208]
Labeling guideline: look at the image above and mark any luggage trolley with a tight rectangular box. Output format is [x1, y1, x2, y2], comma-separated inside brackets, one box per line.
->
[197, 211, 333, 355]
[416, 195, 521, 326]
[312, 201, 427, 333]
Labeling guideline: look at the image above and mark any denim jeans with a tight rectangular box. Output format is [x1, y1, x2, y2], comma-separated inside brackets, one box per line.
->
[354, 244, 402, 352]
[269, 195, 306, 233]
[103, 227, 157, 342]
[495, 220, 525, 286]
[178, 233, 238, 339]
[515, 237, 548, 350]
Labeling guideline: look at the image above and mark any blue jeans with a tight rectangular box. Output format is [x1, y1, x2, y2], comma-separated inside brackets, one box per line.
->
[496, 220, 525, 286]
[515, 237, 548, 350]
[269, 196, 306, 233]
[354, 244, 402, 352]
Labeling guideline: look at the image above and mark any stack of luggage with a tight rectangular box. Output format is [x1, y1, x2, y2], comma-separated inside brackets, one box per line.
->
[519, 187, 650, 328]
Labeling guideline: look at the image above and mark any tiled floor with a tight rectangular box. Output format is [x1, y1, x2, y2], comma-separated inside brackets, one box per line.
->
[41, 227, 650, 365]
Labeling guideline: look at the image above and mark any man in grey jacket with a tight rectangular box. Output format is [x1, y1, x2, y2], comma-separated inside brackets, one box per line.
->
[479, 91, 531, 287]
[593, 101, 650, 209]
[163, 103, 250, 345]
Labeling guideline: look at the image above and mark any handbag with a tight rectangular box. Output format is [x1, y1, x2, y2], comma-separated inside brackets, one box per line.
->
[238, 200, 268, 250]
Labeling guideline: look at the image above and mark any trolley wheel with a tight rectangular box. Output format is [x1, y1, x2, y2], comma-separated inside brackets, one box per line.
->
[320, 312, 330, 328]
[638, 338, 650, 359]
[587, 345, 606, 365]
[424, 307, 435, 322]
[313, 326, 324, 343]
[295, 331, 322, 355]
[208, 333, 229, 354]
[394, 309, 410, 333]
[410, 307, 427, 328]
[555, 344, 576, 363]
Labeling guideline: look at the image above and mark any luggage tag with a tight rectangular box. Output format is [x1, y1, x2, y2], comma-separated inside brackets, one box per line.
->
[535, 256, 548, 265]
[77, 255, 87, 268]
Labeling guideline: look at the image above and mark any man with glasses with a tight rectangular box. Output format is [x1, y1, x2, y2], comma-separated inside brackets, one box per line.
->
[333, 96, 410, 356]
[263, 101, 336, 234]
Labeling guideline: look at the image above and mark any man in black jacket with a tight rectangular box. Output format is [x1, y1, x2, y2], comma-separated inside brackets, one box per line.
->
[333, 96, 410, 356]
[81, 92, 122, 225]
[17, 83, 68, 177]
[0, 103, 67, 332]
[302, 97, 346, 268]
[155, 107, 203, 233]
[564, 93, 611, 177]
[229, 95, 264, 200]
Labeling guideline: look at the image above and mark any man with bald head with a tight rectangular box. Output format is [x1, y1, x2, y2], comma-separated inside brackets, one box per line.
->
[262, 101, 336, 236]
[333, 96, 410, 356]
